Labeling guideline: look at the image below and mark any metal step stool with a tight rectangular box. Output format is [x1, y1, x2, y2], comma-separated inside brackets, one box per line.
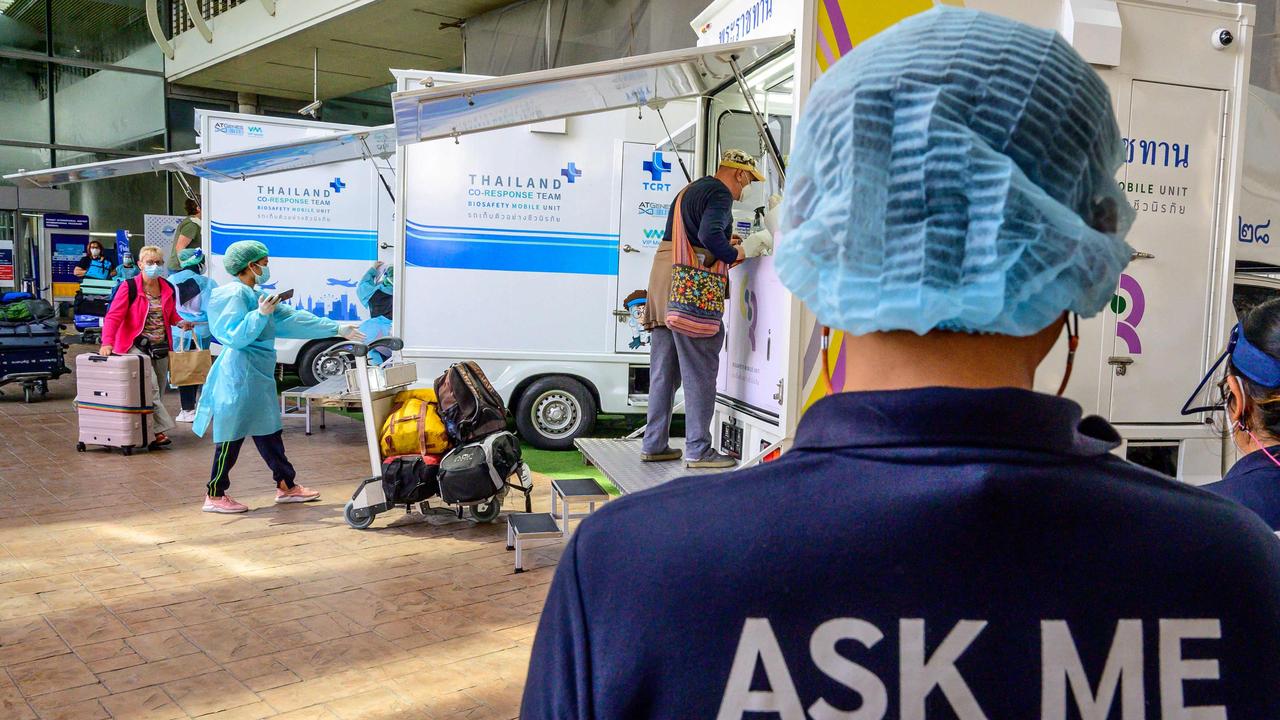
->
[551, 477, 610, 531]
[507, 513, 562, 573]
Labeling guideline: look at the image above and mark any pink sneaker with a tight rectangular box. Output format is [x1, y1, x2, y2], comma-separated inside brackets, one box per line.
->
[275, 485, 321, 504]
[203, 495, 248, 513]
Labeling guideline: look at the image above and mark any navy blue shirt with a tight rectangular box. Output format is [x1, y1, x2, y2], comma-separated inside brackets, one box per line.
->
[522, 388, 1280, 718]
[664, 176, 737, 264]
[1204, 447, 1280, 530]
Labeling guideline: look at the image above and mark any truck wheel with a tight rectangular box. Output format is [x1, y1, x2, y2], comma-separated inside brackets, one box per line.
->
[296, 340, 353, 387]
[515, 376, 597, 451]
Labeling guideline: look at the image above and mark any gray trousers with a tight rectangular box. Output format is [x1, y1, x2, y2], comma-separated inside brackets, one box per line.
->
[643, 325, 724, 460]
[126, 346, 174, 436]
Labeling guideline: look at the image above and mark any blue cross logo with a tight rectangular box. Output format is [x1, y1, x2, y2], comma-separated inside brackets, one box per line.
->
[642, 152, 671, 182]
[560, 163, 582, 184]
[329, 177, 346, 193]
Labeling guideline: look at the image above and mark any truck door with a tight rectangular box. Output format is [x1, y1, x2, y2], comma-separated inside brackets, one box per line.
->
[614, 143, 690, 354]
[1109, 81, 1227, 423]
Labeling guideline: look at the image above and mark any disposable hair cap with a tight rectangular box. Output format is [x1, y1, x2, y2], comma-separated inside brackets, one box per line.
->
[776, 6, 1135, 337]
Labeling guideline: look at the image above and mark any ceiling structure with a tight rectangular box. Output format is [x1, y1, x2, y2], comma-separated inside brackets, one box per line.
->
[172, 0, 509, 101]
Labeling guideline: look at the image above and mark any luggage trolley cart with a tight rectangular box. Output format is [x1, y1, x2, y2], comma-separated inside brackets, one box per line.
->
[0, 317, 69, 403]
[342, 337, 533, 530]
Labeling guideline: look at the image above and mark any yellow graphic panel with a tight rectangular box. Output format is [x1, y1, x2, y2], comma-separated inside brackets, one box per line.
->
[814, 0, 936, 72]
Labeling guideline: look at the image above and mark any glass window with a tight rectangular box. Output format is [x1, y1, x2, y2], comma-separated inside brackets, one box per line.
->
[52, 64, 164, 152]
[0, 57, 50, 144]
[0, 144, 51, 184]
[0, 0, 48, 54]
[52, 0, 162, 71]
[321, 98, 392, 127]
[167, 97, 231, 151]
[63, 162, 167, 233]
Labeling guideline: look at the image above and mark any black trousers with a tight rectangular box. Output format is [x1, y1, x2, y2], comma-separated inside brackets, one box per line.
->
[179, 385, 198, 411]
[207, 430, 296, 497]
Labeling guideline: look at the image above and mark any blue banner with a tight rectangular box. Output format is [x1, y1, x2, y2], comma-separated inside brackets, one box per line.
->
[404, 221, 618, 276]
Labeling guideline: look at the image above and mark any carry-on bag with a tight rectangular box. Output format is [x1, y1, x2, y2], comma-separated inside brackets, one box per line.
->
[433, 361, 507, 444]
[0, 320, 63, 377]
[436, 431, 522, 505]
[75, 353, 153, 454]
[379, 388, 450, 457]
[381, 454, 441, 505]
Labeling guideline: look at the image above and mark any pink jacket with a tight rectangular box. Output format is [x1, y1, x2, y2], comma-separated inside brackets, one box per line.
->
[102, 275, 181, 353]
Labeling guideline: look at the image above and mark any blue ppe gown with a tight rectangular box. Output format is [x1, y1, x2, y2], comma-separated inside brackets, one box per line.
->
[193, 282, 339, 443]
[168, 269, 217, 349]
[356, 266, 393, 363]
[83, 258, 113, 280]
[116, 265, 140, 281]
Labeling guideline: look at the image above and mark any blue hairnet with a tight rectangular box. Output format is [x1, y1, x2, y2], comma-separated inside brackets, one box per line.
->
[776, 6, 1134, 337]
[223, 240, 269, 275]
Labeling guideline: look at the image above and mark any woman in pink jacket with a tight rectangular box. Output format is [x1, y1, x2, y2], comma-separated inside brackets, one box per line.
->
[100, 245, 192, 449]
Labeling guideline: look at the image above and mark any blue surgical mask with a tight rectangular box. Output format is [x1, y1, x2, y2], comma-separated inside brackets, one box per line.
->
[143, 264, 163, 279]
[252, 264, 271, 284]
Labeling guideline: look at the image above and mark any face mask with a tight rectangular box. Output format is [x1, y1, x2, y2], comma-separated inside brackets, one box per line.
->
[143, 264, 163, 279]
[252, 263, 271, 284]
[89, 248, 101, 257]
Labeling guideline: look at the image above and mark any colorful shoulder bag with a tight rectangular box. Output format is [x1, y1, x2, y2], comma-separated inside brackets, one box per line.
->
[666, 191, 729, 337]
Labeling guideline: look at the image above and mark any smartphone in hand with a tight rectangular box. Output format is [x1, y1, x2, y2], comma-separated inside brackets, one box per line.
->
[275, 288, 295, 302]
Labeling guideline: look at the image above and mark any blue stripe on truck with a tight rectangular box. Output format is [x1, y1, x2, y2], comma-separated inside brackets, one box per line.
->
[210, 222, 377, 261]
[405, 226, 618, 276]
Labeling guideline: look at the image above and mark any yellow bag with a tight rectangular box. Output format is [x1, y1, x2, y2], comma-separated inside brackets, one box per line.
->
[379, 388, 450, 458]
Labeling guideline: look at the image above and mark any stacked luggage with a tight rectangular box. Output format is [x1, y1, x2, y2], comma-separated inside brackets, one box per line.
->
[0, 293, 68, 403]
[73, 278, 116, 343]
[346, 356, 533, 529]
[74, 353, 154, 455]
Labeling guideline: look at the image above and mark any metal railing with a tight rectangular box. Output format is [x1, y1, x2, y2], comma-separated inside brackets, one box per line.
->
[169, 0, 249, 36]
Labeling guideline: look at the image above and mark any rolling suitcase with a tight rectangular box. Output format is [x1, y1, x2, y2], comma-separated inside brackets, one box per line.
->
[75, 353, 154, 455]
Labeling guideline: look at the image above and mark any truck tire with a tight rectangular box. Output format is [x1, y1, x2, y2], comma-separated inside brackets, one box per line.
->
[296, 339, 353, 387]
[515, 376, 597, 451]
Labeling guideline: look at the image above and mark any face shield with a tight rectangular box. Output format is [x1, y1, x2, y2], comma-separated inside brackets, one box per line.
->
[1182, 324, 1280, 415]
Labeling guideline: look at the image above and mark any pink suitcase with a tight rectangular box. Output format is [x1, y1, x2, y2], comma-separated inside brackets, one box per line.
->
[74, 353, 154, 455]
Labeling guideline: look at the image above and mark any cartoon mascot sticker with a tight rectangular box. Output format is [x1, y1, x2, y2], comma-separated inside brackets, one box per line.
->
[624, 290, 651, 350]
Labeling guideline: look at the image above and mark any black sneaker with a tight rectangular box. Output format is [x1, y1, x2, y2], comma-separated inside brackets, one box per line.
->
[685, 452, 737, 469]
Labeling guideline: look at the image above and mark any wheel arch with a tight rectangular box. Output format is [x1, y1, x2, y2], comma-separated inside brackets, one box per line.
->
[509, 372, 602, 418]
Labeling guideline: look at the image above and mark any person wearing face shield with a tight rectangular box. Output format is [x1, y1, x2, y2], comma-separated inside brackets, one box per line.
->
[356, 261, 394, 365]
[1187, 299, 1280, 529]
[168, 249, 216, 424]
[640, 149, 763, 470]
[522, 8, 1280, 718]
[194, 240, 365, 514]
[116, 252, 140, 281]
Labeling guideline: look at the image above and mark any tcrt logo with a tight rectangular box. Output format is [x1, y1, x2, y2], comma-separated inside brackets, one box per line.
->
[642, 151, 673, 192]
[329, 177, 346, 194]
[560, 163, 582, 184]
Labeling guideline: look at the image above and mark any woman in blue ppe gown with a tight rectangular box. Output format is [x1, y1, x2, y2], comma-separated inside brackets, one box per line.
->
[194, 240, 364, 513]
[74, 240, 114, 280]
[169, 249, 216, 423]
[1202, 298, 1280, 530]
[356, 261, 393, 364]
[116, 253, 140, 281]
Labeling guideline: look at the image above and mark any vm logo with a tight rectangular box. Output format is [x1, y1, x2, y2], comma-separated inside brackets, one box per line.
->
[330, 177, 346, 193]
[560, 163, 582, 184]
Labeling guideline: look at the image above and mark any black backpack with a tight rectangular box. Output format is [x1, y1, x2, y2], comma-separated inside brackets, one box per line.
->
[437, 431, 522, 505]
[433, 361, 508, 444]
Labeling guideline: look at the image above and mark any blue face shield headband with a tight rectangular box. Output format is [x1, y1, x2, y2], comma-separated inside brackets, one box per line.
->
[1182, 324, 1280, 415]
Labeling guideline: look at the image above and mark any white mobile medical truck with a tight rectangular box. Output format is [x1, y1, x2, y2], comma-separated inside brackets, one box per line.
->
[3, 111, 384, 386]
[387, 0, 1255, 488]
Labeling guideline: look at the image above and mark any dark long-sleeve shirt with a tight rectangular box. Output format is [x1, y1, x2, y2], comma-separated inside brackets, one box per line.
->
[664, 176, 737, 264]
[522, 387, 1280, 718]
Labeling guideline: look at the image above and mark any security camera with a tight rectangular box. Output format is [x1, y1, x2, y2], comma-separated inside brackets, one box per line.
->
[298, 100, 323, 117]
[1211, 28, 1234, 50]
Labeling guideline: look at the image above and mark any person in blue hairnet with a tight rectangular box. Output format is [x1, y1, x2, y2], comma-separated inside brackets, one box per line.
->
[169, 248, 216, 424]
[1194, 298, 1280, 529]
[356, 261, 394, 364]
[521, 8, 1280, 718]
[116, 252, 140, 281]
[194, 240, 364, 514]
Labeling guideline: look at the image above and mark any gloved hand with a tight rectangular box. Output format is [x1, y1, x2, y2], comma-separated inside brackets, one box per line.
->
[742, 229, 773, 258]
[763, 193, 782, 236]
[257, 294, 280, 317]
[338, 325, 366, 342]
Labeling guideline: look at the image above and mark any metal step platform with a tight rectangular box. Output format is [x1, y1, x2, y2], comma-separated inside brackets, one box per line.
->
[574, 438, 726, 495]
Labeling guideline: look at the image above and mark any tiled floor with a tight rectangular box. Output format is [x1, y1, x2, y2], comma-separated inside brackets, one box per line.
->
[0, 346, 566, 719]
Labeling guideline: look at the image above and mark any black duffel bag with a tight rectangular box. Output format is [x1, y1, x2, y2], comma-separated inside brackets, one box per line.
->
[381, 454, 440, 505]
[437, 431, 521, 505]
